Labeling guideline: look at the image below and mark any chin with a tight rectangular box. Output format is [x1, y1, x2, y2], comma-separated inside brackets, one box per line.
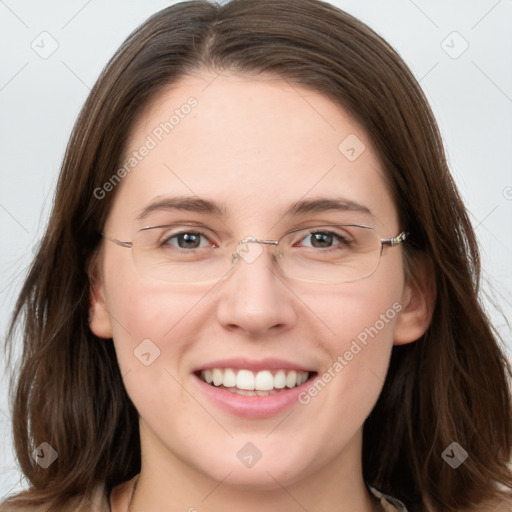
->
[194, 450, 311, 490]
[216, 466, 305, 491]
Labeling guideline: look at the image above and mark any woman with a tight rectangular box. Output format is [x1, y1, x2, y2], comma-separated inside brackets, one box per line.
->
[2, 0, 511, 511]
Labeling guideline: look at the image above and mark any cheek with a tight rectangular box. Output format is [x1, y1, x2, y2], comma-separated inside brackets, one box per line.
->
[103, 278, 209, 426]
[101, 249, 204, 381]
[310, 270, 403, 356]
[330, 297, 400, 398]
[322, 294, 399, 387]
[300, 265, 404, 419]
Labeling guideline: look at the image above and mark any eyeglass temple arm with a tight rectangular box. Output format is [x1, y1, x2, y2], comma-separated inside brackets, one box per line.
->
[101, 233, 133, 248]
[102, 231, 408, 250]
[381, 231, 408, 247]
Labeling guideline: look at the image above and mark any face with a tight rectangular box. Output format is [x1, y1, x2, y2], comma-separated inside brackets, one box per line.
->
[90, 72, 426, 491]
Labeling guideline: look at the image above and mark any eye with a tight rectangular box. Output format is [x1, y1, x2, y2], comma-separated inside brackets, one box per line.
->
[161, 230, 214, 250]
[297, 230, 352, 249]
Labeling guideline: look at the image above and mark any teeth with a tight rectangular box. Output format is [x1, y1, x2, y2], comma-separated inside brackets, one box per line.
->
[255, 370, 274, 391]
[274, 370, 286, 388]
[285, 370, 297, 388]
[223, 368, 237, 387]
[237, 369, 255, 390]
[212, 368, 223, 386]
[200, 368, 310, 391]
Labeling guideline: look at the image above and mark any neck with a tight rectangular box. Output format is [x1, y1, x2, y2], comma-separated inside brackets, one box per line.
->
[122, 429, 379, 512]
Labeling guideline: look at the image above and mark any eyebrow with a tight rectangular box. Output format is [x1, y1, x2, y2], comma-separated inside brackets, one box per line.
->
[136, 195, 373, 221]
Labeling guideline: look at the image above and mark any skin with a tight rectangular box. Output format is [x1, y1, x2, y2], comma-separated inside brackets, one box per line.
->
[90, 72, 433, 512]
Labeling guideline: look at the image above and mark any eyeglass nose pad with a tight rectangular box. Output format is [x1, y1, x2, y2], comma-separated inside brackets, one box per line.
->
[231, 237, 281, 267]
[233, 237, 266, 265]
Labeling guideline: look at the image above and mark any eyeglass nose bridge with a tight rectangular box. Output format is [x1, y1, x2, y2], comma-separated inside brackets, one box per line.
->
[231, 236, 279, 265]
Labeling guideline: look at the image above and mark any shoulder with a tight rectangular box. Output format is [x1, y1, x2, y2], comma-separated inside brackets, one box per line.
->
[368, 485, 512, 512]
[0, 481, 110, 512]
[0, 504, 42, 512]
[459, 497, 512, 512]
[109, 475, 138, 512]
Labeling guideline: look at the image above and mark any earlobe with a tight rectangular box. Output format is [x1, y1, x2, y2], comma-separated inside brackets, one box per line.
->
[393, 256, 436, 345]
[88, 266, 113, 339]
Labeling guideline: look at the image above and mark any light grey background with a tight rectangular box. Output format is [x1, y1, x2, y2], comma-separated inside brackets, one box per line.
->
[1, 0, 511, 500]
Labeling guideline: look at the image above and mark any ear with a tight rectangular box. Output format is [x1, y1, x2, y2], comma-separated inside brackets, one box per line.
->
[393, 255, 436, 345]
[88, 257, 113, 339]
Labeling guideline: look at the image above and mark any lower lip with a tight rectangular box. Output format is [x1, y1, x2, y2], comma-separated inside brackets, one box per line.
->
[193, 374, 313, 419]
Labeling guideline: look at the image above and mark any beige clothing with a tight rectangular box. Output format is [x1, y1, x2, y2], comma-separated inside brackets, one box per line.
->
[369, 486, 408, 512]
[0, 477, 408, 511]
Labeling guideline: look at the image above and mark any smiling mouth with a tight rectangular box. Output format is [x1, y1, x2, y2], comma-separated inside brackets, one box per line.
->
[195, 368, 317, 396]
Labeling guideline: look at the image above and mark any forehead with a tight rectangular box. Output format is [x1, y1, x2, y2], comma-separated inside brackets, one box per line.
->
[107, 71, 398, 233]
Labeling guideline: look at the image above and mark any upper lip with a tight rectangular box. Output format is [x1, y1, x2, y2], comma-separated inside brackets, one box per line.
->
[192, 357, 315, 373]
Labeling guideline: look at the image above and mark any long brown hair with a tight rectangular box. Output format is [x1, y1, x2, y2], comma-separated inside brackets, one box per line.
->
[3, 1, 511, 510]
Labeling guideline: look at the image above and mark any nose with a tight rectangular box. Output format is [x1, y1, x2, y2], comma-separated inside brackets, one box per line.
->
[215, 239, 297, 337]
